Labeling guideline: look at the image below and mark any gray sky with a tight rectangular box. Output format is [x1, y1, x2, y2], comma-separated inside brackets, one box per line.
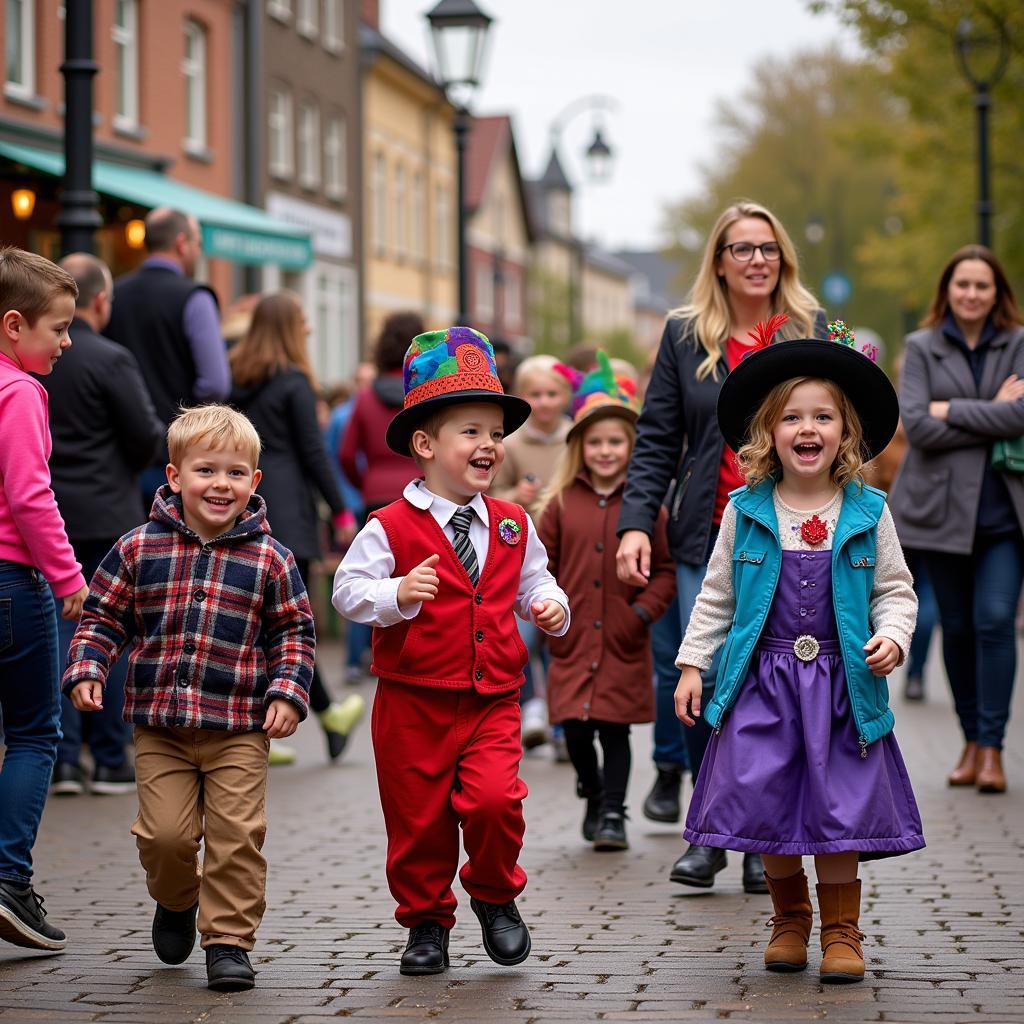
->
[381, 0, 857, 251]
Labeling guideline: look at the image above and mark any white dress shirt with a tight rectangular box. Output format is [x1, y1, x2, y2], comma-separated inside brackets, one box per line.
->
[332, 480, 570, 635]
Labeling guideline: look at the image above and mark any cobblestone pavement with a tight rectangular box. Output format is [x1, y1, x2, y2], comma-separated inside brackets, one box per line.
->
[1, 642, 1022, 1023]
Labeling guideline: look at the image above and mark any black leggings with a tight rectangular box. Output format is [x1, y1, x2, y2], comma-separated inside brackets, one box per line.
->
[294, 559, 330, 715]
[561, 719, 631, 813]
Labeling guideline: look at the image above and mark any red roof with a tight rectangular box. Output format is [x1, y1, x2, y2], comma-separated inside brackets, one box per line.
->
[465, 115, 534, 241]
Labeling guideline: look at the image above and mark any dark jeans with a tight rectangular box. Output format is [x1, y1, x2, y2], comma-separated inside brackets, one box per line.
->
[905, 549, 938, 681]
[56, 539, 130, 769]
[295, 558, 331, 715]
[651, 592, 687, 768]
[0, 561, 61, 882]
[562, 718, 631, 813]
[925, 533, 1024, 750]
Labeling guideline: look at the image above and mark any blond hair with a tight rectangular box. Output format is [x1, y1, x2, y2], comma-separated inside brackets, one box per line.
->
[228, 290, 318, 392]
[0, 246, 78, 325]
[167, 404, 262, 470]
[513, 354, 571, 398]
[536, 413, 636, 520]
[672, 200, 820, 381]
[736, 378, 865, 491]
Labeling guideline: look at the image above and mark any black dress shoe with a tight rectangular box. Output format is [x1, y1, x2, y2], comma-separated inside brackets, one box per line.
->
[581, 794, 602, 842]
[642, 766, 683, 823]
[903, 674, 925, 701]
[742, 852, 769, 894]
[669, 844, 727, 888]
[592, 811, 629, 851]
[205, 944, 255, 990]
[400, 921, 450, 975]
[470, 897, 531, 966]
[152, 902, 198, 964]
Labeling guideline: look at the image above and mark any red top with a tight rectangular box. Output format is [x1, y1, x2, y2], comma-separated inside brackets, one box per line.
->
[712, 337, 753, 525]
[368, 496, 528, 694]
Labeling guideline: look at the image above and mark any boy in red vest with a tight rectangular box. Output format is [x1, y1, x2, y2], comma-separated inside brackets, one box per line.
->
[333, 327, 569, 975]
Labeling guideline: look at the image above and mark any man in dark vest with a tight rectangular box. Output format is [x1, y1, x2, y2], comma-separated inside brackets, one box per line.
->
[104, 207, 230, 500]
[45, 253, 163, 795]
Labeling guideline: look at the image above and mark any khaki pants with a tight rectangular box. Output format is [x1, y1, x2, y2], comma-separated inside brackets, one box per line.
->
[131, 725, 270, 950]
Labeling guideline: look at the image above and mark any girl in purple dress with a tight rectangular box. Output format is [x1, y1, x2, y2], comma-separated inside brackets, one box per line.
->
[674, 319, 924, 984]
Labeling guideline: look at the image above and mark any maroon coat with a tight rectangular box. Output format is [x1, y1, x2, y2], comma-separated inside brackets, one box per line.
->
[539, 475, 675, 725]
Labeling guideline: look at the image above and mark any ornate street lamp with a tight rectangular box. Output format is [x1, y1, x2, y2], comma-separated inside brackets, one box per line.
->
[954, 15, 1009, 248]
[426, 0, 494, 325]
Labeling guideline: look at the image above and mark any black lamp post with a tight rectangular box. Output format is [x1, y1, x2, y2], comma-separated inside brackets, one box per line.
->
[954, 15, 1009, 249]
[58, 0, 101, 255]
[426, 0, 494, 326]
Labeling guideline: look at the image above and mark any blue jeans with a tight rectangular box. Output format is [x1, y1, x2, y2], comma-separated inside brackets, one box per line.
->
[904, 550, 937, 681]
[517, 617, 548, 705]
[925, 534, 1024, 750]
[651, 592, 686, 768]
[0, 561, 61, 883]
[346, 620, 372, 671]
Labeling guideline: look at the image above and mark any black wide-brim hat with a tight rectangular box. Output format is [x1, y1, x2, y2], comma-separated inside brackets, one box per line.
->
[717, 338, 899, 459]
[386, 390, 531, 456]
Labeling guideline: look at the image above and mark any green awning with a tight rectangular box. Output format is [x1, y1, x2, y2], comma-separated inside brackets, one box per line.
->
[0, 139, 313, 269]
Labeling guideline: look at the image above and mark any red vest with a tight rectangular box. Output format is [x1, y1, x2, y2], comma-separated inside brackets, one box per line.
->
[369, 496, 529, 694]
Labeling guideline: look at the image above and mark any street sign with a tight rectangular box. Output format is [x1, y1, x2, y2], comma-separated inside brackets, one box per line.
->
[822, 271, 853, 306]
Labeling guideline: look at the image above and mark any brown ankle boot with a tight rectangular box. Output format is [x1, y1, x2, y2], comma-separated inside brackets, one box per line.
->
[975, 747, 1007, 793]
[816, 879, 865, 983]
[764, 870, 812, 972]
[947, 741, 978, 786]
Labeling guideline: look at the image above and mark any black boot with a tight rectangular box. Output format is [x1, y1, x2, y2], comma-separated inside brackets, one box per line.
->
[577, 778, 603, 842]
[742, 852, 769, 894]
[592, 810, 629, 851]
[151, 902, 198, 964]
[669, 844, 727, 888]
[205, 944, 255, 991]
[470, 897, 531, 966]
[400, 921, 450, 975]
[642, 765, 683, 823]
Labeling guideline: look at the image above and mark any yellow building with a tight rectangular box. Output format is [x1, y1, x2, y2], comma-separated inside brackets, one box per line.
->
[360, 21, 458, 347]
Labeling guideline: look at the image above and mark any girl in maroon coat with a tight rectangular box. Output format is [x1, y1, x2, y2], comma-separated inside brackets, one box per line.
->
[538, 353, 676, 850]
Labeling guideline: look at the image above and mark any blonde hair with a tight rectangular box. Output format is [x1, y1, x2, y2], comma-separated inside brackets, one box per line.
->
[0, 246, 78, 325]
[513, 354, 571, 398]
[167, 404, 262, 470]
[672, 200, 820, 381]
[228, 290, 318, 392]
[536, 413, 636, 519]
[736, 378, 865, 491]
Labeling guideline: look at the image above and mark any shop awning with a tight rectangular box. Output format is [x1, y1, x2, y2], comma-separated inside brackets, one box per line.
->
[0, 140, 313, 269]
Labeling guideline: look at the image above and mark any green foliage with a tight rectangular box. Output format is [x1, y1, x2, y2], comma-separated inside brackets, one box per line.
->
[528, 265, 572, 355]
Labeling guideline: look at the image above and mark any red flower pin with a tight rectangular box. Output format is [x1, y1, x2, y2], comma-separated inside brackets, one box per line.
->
[800, 514, 828, 546]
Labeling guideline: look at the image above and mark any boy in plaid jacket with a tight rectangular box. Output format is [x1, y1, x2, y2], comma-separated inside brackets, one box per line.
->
[63, 405, 314, 992]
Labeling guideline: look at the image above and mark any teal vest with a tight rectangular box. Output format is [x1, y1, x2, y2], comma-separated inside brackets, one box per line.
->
[703, 478, 895, 751]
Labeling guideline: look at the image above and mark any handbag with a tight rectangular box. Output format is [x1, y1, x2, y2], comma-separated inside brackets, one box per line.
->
[991, 437, 1024, 473]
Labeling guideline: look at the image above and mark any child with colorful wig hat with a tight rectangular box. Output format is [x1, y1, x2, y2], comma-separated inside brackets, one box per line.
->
[332, 326, 571, 976]
[536, 352, 676, 851]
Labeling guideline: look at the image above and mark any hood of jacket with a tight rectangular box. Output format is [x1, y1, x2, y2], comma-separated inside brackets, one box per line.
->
[150, 485, 271, 543]
[373, 371, 406, 408]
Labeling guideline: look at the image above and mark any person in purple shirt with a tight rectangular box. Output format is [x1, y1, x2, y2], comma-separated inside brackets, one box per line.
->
[104, 207, 231, 501]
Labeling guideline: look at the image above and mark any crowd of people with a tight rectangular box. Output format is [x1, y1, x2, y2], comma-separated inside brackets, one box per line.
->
[0, 198, 1021, 992]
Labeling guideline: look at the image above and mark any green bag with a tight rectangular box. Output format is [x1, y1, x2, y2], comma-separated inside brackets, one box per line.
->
[991, 437, 1024, 473]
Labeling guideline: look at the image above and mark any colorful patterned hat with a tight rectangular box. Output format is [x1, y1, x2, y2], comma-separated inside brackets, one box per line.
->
[716, 318, 898, 459]
[385, 326, 531, 455]
[563, 350, 641, 441]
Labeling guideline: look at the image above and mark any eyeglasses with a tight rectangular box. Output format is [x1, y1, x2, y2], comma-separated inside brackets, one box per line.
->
[717, 241, 782, 262]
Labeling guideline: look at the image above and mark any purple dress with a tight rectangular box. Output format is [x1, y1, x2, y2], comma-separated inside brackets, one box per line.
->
[683, 550, 925, 859]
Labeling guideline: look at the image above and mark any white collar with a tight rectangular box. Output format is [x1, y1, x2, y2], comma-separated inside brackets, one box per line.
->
[404, 480, 490, 526]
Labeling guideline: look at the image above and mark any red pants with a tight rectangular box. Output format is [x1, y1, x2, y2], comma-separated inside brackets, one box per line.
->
[371, 681, 528, 929]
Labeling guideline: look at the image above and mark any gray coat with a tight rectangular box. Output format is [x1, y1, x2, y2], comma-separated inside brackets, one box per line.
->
[889, 324, 1024, 555]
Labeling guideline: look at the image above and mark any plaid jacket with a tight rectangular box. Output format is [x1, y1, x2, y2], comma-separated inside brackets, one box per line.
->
[63, 487, 314, 731]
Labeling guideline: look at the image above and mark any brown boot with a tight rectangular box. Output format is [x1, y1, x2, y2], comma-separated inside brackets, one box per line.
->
[947, 741, 978, 786]
[764, 870, 812, 972]
[975, 747, 1007, 793]
[816, 879, 865, 983]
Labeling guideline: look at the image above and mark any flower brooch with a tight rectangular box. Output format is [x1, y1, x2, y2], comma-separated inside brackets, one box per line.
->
[800, 514, 828, 546]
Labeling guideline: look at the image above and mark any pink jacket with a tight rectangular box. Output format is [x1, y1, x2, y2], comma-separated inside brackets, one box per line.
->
[0, 353, 85, 597]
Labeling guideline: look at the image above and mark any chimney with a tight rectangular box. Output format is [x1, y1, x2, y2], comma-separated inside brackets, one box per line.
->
[361, 0, 379, 28]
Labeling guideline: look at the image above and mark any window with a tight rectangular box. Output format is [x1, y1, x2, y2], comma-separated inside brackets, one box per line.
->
[475, 264, 494, 321]
[112, 0, 138, 128]
[268, 87, 294, 178]
[324, 115, 346, 199]
[5, 0, 35, 98]
[323, 0, 343, 52]
[393, 164, 406, 256]
[267, 0, 291, 21]
[298, 101, 320, 189]
[434, 185, 450, 267]
[296, 0, 317, 37]
[182, 20, 207, 149]
[505, 268, 521, 331]
[372, 153, 387, 254]
[411, 172, 425, 261]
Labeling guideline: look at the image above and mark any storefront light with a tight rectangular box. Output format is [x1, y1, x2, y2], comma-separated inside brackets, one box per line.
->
[125, 219, 146, 249]
[11, 188, 36, 220]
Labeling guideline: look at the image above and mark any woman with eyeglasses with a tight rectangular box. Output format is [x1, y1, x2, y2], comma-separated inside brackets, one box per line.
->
[616, 200, 826, 895]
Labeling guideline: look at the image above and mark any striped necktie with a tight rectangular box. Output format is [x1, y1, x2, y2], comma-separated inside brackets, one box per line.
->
[449, 507, 480, 584]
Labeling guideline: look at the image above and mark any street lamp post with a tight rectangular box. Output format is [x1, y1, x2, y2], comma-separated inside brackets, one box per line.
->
[954, 16, 1009, 249]
[426, 0, 494, 326]
[58, 0, 101, 255]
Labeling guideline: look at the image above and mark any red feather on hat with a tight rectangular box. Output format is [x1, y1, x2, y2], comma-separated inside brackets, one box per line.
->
[746, 313, 790, 351]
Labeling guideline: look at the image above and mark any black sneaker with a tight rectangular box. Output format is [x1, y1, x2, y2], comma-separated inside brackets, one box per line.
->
[91, 761, 136, 795]
[51, 762, 85, 797]
[470, 897, 531, 966]
[592, 811, 629, 851]
[400, 921, 450, 975]
[206, 944, 255, 991]
[152, 902, 198, 964]
[0, 880, 66, 951]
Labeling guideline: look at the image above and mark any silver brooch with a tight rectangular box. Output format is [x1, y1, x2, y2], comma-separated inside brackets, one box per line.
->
[793, 635, 820, 662]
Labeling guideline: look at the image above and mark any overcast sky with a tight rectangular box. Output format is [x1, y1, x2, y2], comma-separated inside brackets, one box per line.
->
[380, 0, 858, 252]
